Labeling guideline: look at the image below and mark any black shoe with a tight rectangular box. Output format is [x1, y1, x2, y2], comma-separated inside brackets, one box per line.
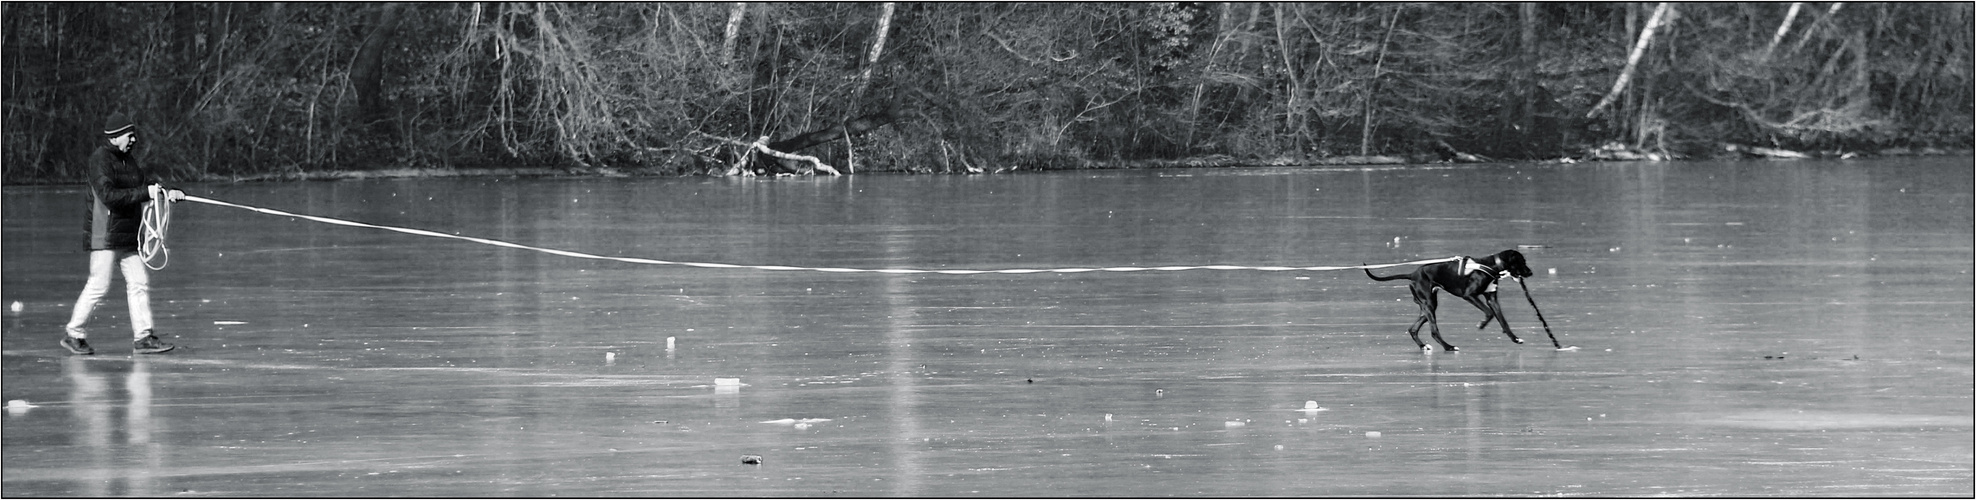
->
[60, 337, 94, 355]
[133, 332, 174, 354]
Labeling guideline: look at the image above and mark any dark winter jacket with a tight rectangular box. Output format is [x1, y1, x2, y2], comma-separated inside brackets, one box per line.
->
[83, 144, 156, 251]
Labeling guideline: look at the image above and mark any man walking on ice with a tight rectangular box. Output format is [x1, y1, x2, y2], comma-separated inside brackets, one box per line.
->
[61, 112, 183, 355]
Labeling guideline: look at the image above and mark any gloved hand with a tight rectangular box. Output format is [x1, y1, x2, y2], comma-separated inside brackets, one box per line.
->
[150, 184, 186, 203]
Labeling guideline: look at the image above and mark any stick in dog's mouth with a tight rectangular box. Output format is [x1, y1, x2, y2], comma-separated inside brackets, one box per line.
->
[1515, 277, 1568, 350]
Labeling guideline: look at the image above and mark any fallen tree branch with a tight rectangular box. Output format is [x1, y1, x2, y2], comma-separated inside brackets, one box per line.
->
[694, 132, 840, 176]
[758, 141, 840, 176]
[1724, 143, 1811, 159]
[1434, 140, 1494, 163]
[766, 111, 896, 155]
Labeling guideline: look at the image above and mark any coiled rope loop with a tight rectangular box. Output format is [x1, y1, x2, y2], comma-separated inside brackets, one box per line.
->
[139, 185, 172, 270]
[178, 195, 1458, 274]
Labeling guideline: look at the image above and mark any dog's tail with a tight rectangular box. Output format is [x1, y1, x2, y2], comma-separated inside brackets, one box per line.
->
[1363, 265, 1411, 281]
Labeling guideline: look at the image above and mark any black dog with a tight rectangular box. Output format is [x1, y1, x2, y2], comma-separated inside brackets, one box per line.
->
[1364, 250, 1535, 352]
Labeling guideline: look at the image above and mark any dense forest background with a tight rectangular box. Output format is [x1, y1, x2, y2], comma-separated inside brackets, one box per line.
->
[4, 2, 1969, 183]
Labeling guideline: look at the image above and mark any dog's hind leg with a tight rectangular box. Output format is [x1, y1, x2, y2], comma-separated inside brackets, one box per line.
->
[1407, 313, 1431, 351]
[1405, 284, 1434, 350]
[1415, 285, 1458, 352]
[1425, 316, 1458, 352]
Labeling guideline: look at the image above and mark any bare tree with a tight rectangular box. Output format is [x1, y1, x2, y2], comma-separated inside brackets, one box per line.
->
[1588, 2, 1673, 119]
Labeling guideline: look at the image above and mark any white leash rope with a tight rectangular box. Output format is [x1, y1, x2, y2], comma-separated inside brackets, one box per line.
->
[180, 195, 1458, 275]
[139, 186, 172, 270]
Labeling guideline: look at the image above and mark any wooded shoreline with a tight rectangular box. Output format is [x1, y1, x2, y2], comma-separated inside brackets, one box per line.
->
[8, 146, 1964, 187]
[6, 3, 1969, 184]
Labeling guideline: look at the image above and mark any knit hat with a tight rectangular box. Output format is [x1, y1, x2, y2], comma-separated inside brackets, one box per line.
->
[101, 113, 135, 137]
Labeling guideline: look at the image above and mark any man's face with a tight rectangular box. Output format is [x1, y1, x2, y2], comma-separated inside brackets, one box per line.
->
[109, 132, 136, 153]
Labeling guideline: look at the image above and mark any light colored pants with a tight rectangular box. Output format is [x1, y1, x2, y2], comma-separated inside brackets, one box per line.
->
[66, 249, 153, 340]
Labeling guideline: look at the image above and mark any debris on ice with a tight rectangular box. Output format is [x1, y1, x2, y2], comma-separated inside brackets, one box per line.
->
[760, 418, 833, 425]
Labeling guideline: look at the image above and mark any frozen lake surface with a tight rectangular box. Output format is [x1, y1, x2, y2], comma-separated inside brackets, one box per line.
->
[4, 158, 1970, 496]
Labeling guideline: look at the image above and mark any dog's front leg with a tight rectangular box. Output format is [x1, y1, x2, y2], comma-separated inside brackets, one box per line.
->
[1458, 293, 1501, 330]
[1478, 293, 1523, 344]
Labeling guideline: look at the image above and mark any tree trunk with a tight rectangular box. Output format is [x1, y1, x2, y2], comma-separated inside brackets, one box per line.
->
[1274, 3, 1303, 152]
[766, 111, 895, 153]
[351, 3, 402, 128]
[1360, 4, 1400, 156]
[1518, 3, 1539, 136]
[721, 2, 745, 67]
[1760, 3, 1803, 64]
[1184, 3, 1236, 151]
[1587, 2, 1672, 119]
[1790, 3, 1845, 56]
[854, 2, 895, 102]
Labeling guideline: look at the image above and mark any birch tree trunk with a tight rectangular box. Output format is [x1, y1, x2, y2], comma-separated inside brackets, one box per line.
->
[721, 2, 746, 68]
[1760, 2, 1803, 64]
[1790, 3, 1846, 56]
[1587, 2, 1673, 119]
[854, 2, 895, 101]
